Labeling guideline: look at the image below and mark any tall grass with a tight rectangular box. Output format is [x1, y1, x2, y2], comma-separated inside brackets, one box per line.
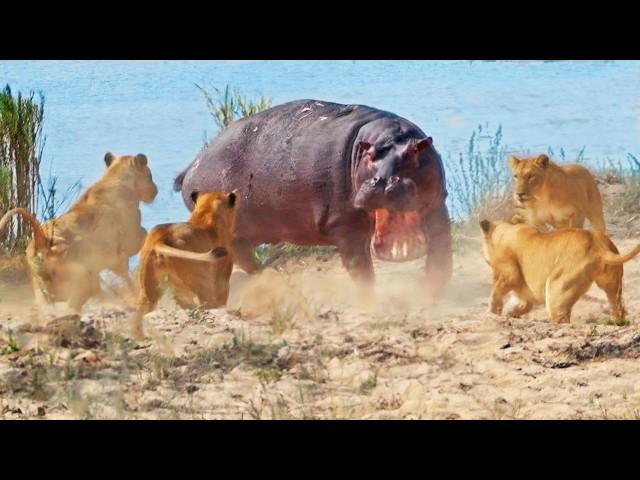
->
[195, 83, 272, 138]
[37, 166, 82, 222]
[0, 85, 45, 252]
[445, 122, 640, 224]
[601, 153, 640, 213]
[445, 124, 511, 220]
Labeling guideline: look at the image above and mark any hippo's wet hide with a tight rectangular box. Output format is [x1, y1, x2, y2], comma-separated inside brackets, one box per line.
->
[174, 99, 451, 290]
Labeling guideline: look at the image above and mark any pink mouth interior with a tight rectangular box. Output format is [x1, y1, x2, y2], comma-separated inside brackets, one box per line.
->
[370, 209, 427, 261]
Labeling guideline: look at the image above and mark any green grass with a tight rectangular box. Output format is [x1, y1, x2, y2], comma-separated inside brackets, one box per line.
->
[270, 303, 296, 335]
[196, 83, 272, 139]
[0, 85, 45, 252]
[445, 124, 511, 220]
[257, 366, 282, 384]
[359, 371, 378, 394]
[4, 329, 19, 353]
[252, 243, 336, 268]
[600, 153, 640, 214]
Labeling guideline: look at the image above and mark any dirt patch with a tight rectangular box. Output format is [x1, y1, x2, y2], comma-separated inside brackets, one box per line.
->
[2, 181, 640, 419]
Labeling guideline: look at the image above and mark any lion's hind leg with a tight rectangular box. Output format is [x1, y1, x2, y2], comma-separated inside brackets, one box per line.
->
[130, 253, 161, 340]
[544, 267, 594, 324]
[595, 265, 626, 325]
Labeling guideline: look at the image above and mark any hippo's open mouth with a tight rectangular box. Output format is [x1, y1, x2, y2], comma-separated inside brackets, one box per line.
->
[370, 209, 427, 262]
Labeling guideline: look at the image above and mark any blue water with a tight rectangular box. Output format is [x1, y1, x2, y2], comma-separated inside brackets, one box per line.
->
[1, 60, 639, 231]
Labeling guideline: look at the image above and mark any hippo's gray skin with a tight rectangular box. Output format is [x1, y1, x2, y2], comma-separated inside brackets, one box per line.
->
[174, 99, 452, 300]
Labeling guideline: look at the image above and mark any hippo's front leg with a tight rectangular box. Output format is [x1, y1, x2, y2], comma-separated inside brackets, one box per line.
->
[232, 238, 261, 274]
[423, 201, 453, 301]
[330, 213, 375, 286]
[337, 239, 374, 285]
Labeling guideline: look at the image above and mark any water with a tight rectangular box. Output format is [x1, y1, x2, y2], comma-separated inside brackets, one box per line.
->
[1, 60, 639, 231]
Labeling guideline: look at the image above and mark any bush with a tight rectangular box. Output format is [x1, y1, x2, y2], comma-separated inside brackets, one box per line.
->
[445, 124, 512, 220]
[195, 83, 272, 137]
[0, 85, 45, 253]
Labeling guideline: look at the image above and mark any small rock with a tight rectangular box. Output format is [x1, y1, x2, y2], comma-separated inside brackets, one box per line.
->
[186, 385, 198, 394]
[74, 350, 99, 366]
[37, 406, 46, 417]
[147, 399, 163, 408]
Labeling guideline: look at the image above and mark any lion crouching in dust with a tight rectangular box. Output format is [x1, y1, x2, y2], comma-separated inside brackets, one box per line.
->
[0, 152, 158, 316]
[129, 191, 238, 339]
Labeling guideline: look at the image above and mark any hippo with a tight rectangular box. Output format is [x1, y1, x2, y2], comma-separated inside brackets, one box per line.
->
[174, 99, 452, 300]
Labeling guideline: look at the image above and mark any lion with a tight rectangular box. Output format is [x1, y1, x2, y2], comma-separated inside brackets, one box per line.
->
[0, 152, 158, 315]
[509, 154, 606, 233]
[479, 219, 640, 325]
[129, 191, 238, 339]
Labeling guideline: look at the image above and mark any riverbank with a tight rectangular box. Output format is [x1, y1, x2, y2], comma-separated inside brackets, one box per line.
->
[2, 174, 640, 419]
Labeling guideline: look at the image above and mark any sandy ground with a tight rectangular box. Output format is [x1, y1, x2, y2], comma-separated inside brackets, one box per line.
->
[3, 180, 640, 419]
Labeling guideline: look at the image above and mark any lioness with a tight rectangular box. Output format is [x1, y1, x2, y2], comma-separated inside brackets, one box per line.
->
[480, 219, 640, 324]
[130, 191, 237, 339]
[0, 152, 158, 314]
[509, 154, 606, 233]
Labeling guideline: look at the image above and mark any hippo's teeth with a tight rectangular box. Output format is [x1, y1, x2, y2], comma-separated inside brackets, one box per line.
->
[402, 241, 408, 257]
[392, 242, 398, 259]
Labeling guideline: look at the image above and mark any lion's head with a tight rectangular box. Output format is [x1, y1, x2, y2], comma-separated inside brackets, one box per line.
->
[189, 190, 239, 239]
[104, 152, 158, 204]
[509, 154, 549, 205]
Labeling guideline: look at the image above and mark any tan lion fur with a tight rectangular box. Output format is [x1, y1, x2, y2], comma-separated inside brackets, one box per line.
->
[509, 154, 605, 233]
[480, 220, 640, 324]
[129, 191, 238, 339]
[0, 152, 158, 314]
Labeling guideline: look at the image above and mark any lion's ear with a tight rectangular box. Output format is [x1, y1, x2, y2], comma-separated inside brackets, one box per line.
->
[104, 152, 115, 167]
[536, 154, 549, 169]
[508, 155, 520, 169]
[190, 191, 199, 204]
[134, 154, 148, 168]
[480, 219, 493, 235]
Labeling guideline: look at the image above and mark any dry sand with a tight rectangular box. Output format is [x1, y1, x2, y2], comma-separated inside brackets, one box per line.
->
[2, 179, 640, 419]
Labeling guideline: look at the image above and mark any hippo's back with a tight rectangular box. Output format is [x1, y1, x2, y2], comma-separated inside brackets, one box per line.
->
[176, 100, 396, 203]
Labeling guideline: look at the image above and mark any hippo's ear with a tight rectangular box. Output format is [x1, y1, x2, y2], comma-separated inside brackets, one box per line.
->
[190, 191, 199, 204]
[536, 154, 549, 169]
[104, 152, 115, 167]
[228, 191, 237, 207]
[416, 138, 432, 152]
[509, 155, 520, 169]
[359, 141, 372, 153]
[479, 219, 493, 236]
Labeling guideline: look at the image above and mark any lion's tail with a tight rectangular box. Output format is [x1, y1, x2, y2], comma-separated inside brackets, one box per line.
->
[153, 243, 228, 263]
[600, 243, 640, 265]
[0, 207, 48, 250]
